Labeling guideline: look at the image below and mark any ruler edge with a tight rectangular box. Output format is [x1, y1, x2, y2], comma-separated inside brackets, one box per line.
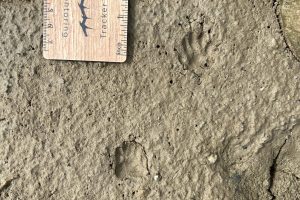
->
[42, 0, 129, 63]
[43, 52, 128, 63]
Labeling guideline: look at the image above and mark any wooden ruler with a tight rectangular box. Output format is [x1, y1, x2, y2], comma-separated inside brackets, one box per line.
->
[43, 0, 128, 62]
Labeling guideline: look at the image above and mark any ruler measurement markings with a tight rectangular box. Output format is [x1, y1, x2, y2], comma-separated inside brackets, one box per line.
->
[43, 0, 55, 53]
[116, 0, 128, 58]
[42, 0, 47, 50]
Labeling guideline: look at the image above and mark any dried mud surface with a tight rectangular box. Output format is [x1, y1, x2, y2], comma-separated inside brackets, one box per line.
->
[0, 0, 300, 199]
[280, 0, 300, 61]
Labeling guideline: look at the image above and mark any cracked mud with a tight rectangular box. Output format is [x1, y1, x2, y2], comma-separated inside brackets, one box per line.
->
[0, 0, 299, 199]
[280, 0, 300, 61]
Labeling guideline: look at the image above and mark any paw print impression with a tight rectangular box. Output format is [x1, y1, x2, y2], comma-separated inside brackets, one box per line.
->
[177, 23, 214, 77]
[115, 141, 149, 179]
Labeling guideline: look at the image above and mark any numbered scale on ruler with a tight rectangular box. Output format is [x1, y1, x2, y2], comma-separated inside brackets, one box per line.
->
[43, 0, 128, 62]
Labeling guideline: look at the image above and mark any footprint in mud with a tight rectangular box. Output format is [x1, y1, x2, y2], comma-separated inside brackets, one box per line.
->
[177, 26, 213, 77]
[115, 141, 149, 179]
[280, 0, 300, 61]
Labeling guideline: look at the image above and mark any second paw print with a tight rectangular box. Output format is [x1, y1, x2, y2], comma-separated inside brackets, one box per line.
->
[177, 24, 213, 77]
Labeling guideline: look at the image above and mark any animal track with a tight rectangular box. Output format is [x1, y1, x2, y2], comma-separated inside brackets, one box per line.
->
[115, 141, 149, 179]
[177, 23, 213, 79]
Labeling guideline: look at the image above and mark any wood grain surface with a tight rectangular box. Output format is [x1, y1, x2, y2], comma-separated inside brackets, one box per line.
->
[43, 0, 128, 62]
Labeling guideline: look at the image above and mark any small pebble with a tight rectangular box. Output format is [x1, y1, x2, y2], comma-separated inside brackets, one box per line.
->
[208, 155, 218, 164]
[154, 173, 162, 181]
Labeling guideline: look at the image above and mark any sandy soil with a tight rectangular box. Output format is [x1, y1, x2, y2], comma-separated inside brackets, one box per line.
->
[0, 0, 299, 199]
